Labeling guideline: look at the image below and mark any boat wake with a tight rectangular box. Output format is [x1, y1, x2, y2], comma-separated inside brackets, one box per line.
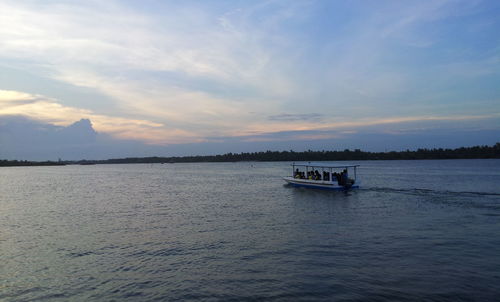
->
[362, 186, 500, 197]
[360, 187, 500, 211]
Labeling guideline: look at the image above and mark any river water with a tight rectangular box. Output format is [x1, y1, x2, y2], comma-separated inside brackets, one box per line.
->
[1, 160, 500, 301]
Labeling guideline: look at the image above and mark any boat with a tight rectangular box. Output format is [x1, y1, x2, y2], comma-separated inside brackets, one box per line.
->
[283, 163, 360, 190]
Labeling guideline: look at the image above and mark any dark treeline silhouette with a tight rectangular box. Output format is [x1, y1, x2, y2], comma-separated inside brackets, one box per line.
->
[102, 143, 500, 164]
[1, 143, 499, 166]
[0, 160, 66, 167]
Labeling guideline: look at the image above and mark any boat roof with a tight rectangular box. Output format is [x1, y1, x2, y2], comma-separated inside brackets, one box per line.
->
[292, 163, 360, 168]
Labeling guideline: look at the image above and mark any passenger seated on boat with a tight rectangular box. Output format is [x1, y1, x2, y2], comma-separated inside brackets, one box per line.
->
[323, 171, 329, 181]
[333, 172, 340, 184]
[307, 171, 313, 180]
[314, 170, 321, 180]
[340, 169, 348, 186]
[294, 168, 300, 178]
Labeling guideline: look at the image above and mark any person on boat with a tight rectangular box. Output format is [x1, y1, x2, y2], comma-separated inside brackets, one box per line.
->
[336, 171, 343, 185]
[294, 168, 300, 178]
[332, 172, 340, 184]
[314, 170, 321, 180]
[339, 169, 346, 185]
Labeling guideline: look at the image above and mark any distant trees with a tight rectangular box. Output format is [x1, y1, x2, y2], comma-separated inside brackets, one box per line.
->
[102, 143, 500, 164]
[0, 160, 66, 167]
[1, 143, 499, 166]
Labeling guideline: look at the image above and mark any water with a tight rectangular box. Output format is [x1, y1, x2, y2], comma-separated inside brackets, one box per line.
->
[1, 159, 500, 301]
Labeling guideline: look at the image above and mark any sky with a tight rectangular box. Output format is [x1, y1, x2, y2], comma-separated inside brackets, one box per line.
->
[0, 0, 499, 160]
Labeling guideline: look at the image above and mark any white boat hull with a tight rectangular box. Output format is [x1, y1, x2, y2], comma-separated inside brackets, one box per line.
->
[283, 176, 359, 190]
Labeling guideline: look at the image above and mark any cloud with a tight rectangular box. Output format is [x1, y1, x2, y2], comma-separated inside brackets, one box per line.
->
[237, 113, 500, 139]
[0, 0, 305, 137]
[0, 0, 295, 86]
[216, 113, 500, 143]
[3, 87, 496, 150]
[0, 89, 46, 104]
[0, 90, 200, 144]
[268, 113, 324, 122]
[0, 115, 174, 160]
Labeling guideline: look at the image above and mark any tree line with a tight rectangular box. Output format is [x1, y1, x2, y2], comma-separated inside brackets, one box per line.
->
[0, 160, 66, 167]
[1, 143, 499, 166]
[102, 142, 500, 164]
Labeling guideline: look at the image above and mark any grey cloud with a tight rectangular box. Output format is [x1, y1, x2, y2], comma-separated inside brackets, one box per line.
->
[268, 113, 324, 122]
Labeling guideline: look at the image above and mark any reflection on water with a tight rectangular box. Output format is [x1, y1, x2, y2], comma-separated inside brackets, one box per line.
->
[1, 160, 500, 301]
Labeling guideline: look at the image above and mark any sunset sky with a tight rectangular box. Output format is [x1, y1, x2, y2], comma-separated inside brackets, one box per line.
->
[1, 0, 499, 159]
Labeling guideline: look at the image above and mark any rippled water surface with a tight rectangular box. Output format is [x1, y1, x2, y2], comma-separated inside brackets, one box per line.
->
[2, 160, 500, 301]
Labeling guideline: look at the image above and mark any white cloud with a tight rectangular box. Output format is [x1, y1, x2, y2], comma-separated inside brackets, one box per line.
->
[0, 0, 301, 133]
[0, 89, 200, 144]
